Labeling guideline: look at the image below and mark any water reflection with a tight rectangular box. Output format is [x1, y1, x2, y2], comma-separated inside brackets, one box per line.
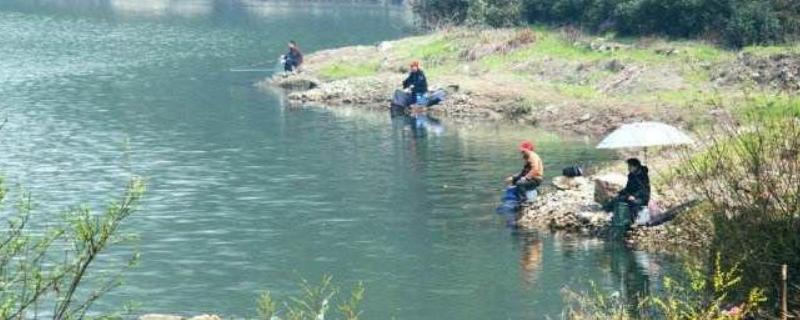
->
[389, 106, 445, 138]
[512, 230, 543, 286]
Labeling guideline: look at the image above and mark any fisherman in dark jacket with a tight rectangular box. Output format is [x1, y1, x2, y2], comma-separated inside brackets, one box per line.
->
[283, 40, 303, 74]
[617, 158, 650, 218]
[402, 61, 428, 106]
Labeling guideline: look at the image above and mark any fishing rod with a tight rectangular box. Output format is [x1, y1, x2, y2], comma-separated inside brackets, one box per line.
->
[228, 62, 277, 73]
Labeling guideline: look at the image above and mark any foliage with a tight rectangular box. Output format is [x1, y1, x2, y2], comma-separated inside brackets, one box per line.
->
[563, 282, 633, 319]
[410, 0, 470, 27]
[677, 106, 800, 312]
[412, 0, 800, 46]
[564, 253, 766, 319]
[256, 275, 365, 320]
[0, 177, 145, 319]
[466, 0, 524, 27]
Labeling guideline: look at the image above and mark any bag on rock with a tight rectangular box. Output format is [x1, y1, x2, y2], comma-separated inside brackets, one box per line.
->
[562, 165, 584, 177]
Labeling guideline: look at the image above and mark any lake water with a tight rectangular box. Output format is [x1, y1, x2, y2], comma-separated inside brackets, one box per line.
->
[0, 1, 671, 318]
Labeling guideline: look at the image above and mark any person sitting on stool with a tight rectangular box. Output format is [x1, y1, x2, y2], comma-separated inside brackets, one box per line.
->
[616, 158, 650, 221]
[402, 60, 428, 106]
[506, 141, 544, 203]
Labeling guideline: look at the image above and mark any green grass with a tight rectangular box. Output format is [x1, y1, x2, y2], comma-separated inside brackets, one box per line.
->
[318, 61, 379, 80]
[476, 27, 732, 74]
[680, 44, 730, 63]
[742, 43, 800, 56]
[645, 89, 713, 107]
[554, 83, 602, 100]
[394, 34, 460, 62]
[735, 94, 800, 119]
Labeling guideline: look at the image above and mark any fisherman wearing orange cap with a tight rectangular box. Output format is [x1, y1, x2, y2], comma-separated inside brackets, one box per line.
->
[506, 140, 544, 202]
[402, 60, 429, 106]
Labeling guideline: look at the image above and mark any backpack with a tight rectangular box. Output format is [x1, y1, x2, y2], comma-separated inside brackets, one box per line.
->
[562, 165, 584, 177]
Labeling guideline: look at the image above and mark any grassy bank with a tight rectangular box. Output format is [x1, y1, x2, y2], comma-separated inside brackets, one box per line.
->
[277, 26, 800, 135]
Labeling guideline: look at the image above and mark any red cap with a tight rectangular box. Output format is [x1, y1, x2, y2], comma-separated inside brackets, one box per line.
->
[519, 140, 535, 152]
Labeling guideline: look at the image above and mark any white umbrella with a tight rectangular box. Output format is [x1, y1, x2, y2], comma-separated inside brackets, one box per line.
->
[597, 121, 694, 160]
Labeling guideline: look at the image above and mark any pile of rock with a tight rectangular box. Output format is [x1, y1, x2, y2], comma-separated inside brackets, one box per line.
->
[714, 52, 800, 91]
[517, 176, 612, 235]
[284, 77, 396, 109]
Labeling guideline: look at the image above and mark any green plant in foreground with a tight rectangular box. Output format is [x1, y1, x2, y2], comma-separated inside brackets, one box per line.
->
[0, 176, 145, 319]
[564, 253, 765, 319]
[256, 275, 365, 320]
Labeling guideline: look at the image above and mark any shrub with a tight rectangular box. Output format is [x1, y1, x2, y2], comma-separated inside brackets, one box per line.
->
[0, 177, 145, 319]
[467, 0, 524, 27]
[564, 254, 766, 319]
[410, 0, 471, 27]
[411, 0, 524, 27]
[678, 109, 800, 312]
[723, 1, 784, 47]
[256, 275, 365, 320]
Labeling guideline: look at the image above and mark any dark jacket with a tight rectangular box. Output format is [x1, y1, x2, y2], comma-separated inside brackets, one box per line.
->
[286, 47, 303, 65]
[402, 70, 428, 95]
[620, 166, 650, 204]
[512, 163, 531, 185]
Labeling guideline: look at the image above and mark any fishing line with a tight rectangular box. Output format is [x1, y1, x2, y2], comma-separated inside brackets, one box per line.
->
[228, 63, 277, 73]
[228, 67, 275, 72]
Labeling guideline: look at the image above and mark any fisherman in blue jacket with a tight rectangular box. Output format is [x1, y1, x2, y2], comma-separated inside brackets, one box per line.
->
[282, 40, 303, 74]
[402, 61, 428, 106]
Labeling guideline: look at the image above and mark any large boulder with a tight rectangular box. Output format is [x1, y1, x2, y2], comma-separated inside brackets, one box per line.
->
[593, 173, 627, 205]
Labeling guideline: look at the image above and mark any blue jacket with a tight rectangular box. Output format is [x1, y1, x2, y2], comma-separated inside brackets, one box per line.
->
[286, 47, 303, 65]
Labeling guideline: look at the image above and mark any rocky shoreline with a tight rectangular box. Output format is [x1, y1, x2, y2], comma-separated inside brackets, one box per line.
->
[260, 28, 800, 138]
[262, 69, 661, 136]
[259, 29, 690, 136]
[513, 156, 697, 247]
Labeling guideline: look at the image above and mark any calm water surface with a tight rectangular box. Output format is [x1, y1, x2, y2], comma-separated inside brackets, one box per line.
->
[0, 1, 673, 318]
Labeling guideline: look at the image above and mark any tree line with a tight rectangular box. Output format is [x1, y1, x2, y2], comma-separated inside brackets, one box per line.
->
[410, 0, 800, 47]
